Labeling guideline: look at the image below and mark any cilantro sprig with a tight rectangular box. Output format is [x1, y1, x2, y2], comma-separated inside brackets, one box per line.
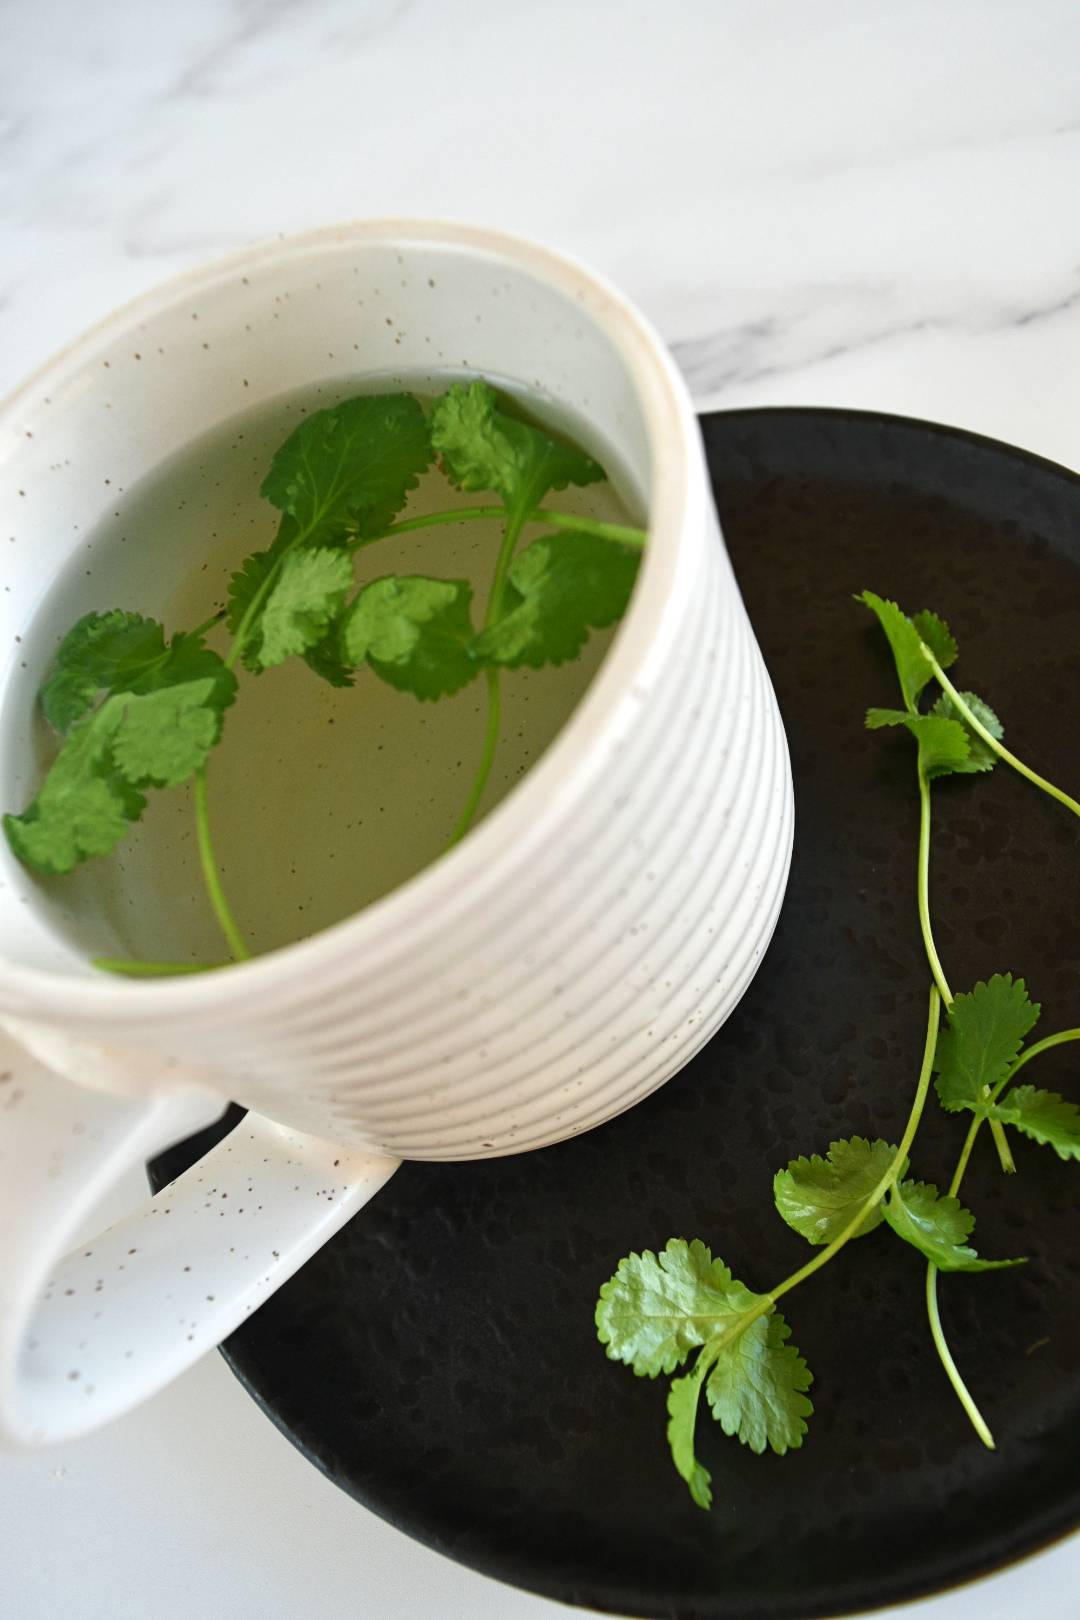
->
[598, 592, 1080, 1508]
[3, 380, 647, 970]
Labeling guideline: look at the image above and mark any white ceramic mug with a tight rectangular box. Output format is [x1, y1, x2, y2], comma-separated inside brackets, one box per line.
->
[0, 220, 793, 1447]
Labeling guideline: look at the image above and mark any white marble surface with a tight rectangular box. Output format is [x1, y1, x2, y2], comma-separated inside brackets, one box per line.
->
[2, 2, 1079, 1616]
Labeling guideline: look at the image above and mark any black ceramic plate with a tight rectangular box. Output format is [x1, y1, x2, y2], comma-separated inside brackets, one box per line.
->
[151, 409, 1080, 1620]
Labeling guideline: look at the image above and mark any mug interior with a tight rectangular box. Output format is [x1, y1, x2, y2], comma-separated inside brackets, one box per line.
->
[0, 222, 690, 992]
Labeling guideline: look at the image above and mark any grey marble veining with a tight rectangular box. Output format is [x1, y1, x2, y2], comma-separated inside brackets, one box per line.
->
[2, 0, 1078, 463]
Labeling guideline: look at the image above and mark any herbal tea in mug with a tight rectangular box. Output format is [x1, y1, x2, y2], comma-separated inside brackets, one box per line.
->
[3, 378, 646, 970]
[0, 221, 791, 1448]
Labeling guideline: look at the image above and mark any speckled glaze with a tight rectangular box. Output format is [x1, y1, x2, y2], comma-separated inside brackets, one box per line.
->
[0, 222, 791, 1446]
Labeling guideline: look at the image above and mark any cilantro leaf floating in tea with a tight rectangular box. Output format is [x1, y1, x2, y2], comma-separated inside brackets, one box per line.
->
[475, 530, 640, 669]
[343, 576, 477, 699]
[431, 377, 605, 511]
[4, 674, 233, 875]
[4, 612, 236, 876]
[262, 391, 435, 545]
[252, 548, 355, 670]
[39, 610, 235, 732]
[226, 392, 434, 673]
[3, 378, 647, 972]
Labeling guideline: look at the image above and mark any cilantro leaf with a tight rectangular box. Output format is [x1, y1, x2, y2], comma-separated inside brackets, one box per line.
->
[39, 611, 235, 730]
[301, 628, 355, 689]
[883, 1179, 1023, 1273]
[342, 575, 479, 700]
[934, 975, 1041, 1114]
[773, 1137, 899, 1244]
[473, 531, 640, 669]
[666, 1354, 715, 1509]
[3, 699, 144, 873]
[599, 1239, 812, 1508]
[984, 1084, 1080, 1161]
[865, 707, 972, 778]
[40, 611, 168, 732]
[250, 548, 354, 671]
[864, 707, 912, 730]
[858, 591, 938, 710]
[907, 713, 973, 778]
[595, 1238, 765, 1377]
[261, 393, 433, 544]
[226, 542, 281, 643]
[430, 379, 604, 511]
[6, 610, 237, 876]
[109, 679, 224, 788]
[704, 1309, 812, 1456]
[911, 610, 958, 671]
[929, 690, 1003, 774]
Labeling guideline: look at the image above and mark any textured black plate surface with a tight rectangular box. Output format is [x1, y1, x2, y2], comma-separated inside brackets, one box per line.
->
[152, 409, 1080, 1619]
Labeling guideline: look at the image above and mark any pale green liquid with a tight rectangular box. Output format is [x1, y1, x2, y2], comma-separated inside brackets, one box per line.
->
[28, 379, 643, 964]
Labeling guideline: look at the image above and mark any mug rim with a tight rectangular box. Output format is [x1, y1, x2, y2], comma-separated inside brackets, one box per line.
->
[0, 217, 704, 1021]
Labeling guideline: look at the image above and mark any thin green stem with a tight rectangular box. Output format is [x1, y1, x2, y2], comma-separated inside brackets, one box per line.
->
[354, 505, 506, 545]
[925, 1268, 995, 1447]
[354, 504, 648, 551]
[917, 769, 953, 1007]
[190, 609, 226, 640]
[769, 986, 942, 1307]
[444, 498, 531, 847]
[923, 646, 1080, 820]
[917, 766, 1013, 1172]
[445, 668, 502, 849]
[486, 497, 531, 623]
[194, 766, 250, 962]
[534, 508, 648, 547]
[93, 958, 224, 977]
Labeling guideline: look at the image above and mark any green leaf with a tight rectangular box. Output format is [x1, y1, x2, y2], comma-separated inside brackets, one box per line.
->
[251, 548, 354, 671]
[908, 713, 972, 778]
[109, 679, 223, 788]
[929, 690, 1003, 774]
[261, 393, 433, 544]
[704, 1309, 813, 1456]
[666, 1354, 714, 1509]
[864, 707, 911, 730]
[934, 974, 1041, 1114]
[864, 705, 972, 778]
[985, 1084, 1080, 1161]
[883, 1179, 1023, 1273]
[430, 379, 604, 511]
[595, 1238, 766, 1378]
[3, 698, 144, 873]
[857, 591, 937, 709]
[911, 610, 958, 671]
[342, 575, 479, 700]
[474, 531, 640, 669]
[6, 613, 237, 876]
[40, 611, 168, 732]
[226, 542, 281, 641]
[39, 611, 235, 730]
[301, 628, 355, 689]
[773, 1137, 899, 1245]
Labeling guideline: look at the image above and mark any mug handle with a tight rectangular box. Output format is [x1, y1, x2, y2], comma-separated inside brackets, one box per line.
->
[0, 1023, 399, 1448]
